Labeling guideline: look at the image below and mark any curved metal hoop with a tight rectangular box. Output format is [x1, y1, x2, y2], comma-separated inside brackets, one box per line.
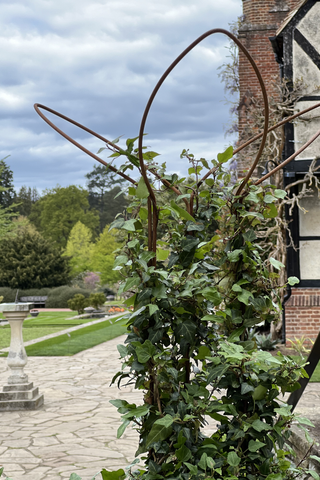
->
[33, 104, 137, 185]
[137, 28, 269, 198]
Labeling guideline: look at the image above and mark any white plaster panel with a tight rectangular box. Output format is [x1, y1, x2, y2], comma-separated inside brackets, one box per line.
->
[296, 3, 320, 50]
[293, 41, 320, 95]
[299, 240, 320, 280]
[299, 186, 320, 236]
[294, 100, 320, 160]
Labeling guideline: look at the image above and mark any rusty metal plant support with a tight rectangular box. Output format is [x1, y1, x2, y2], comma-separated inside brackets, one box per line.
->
[34, 28, 320, 408]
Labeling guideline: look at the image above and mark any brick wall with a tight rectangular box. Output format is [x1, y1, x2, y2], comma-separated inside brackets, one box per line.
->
[238, 0, 302, 175]
[238, 0, 320, 348]
[285, 288, 320, 346]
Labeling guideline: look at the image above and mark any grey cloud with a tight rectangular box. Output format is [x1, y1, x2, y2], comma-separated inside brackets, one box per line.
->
[0, 0, 241, 191]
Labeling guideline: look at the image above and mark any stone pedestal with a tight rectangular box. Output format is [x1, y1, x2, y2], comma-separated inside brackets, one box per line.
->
[0, 303, 44, 410]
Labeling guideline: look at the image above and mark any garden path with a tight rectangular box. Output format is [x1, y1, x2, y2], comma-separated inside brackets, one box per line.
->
[0, 336, 319, 480]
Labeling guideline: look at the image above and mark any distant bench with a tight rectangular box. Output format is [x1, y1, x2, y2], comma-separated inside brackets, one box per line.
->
[19, 296, 48, 308]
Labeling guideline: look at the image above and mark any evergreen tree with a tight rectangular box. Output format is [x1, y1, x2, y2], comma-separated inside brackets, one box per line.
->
[0, 205, 16, 240]
[0, 157, 15, 208]
[86, 165, 128, 232]
[0, 232, 71, 289]
[15, 186, 40, 217]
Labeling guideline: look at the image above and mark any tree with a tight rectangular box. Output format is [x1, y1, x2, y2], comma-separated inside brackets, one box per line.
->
[0, 232, 71, 289]
[0, 205, 16, 240]
[0, 157, 15, 208]
[90, 225, 122, 285]
[12, 216, 39, 236]
[15, 186, 40, 217]
[86, 165, 128, 232]
[64, 221, 94, 277]
[29, 185, 99, 248]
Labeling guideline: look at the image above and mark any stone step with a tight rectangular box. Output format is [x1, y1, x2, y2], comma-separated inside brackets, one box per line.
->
[0, 393, 44, 411]
[3, 382, 34, 391]
[0, 386, 39, 401]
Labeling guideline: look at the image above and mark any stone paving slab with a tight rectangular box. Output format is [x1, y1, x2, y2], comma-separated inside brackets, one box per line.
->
[0, 335, 319, 480]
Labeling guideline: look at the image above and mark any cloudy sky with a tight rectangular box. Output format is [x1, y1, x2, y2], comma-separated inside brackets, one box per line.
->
[0, 0, 242, 193]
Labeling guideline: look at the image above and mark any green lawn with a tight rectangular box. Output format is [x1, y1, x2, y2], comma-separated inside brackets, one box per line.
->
[25, 316, 127, 356]
[0, 311, 115, 350]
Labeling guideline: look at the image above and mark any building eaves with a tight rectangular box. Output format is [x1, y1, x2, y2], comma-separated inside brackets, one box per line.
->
[276, 0, 309, 36]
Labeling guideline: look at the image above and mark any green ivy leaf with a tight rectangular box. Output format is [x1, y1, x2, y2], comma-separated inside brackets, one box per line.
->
[148, 304, 159, 316]
[218, 146, 233, 164]
[264, 203, 278, 218]
[154, 414, 174, 428]
[227, 451, 241, 466]
[139, 207, 148, 220]
[264, 194, 276, 204]
[198, 453, 208, 470]
[227, 249, 242, 262]
[184, 463, 198, 475]
[251, 419, 270, 432]
[100, 469, 126, 480]
[310, 455, 320, 463]
[156, 249, 170, 261]
[122, 405, 150, 419]
[117, 345, 128, 358]
[122, 219, 138, 232]
[241, 383, 255, 395]
[207, 364, 228, 383]
[252, 385, 267, 401]
[246, 192, 260, 203]
[175, 320, 197, 343]
[238, 289, 254, 305]
[196, 345, 211, 360]
[117, 420, 130, 438]
[170, 201, 196, 222]
[69, 475, 82, 480]
[202, 288, 221, 306]
[109, 399, 129, 409]
[288, 276, 299, 286]
[248, 440, 266, 452]
[146, 424, 173, 447]
[274, 189, 287, 199]
[176, 444, 192, 462]
[136, 177, 150, 199]
[270, 257, 285, 270]
[307, 472, 320, 480]
[265, 474, 282, 480]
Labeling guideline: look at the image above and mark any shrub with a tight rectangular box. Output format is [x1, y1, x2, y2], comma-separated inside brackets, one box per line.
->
[46, 286, 91, 309]
[67, 294, 89, 315]
[255, 333, 278, 351]
[0, 287, 16, 303]
[88, 292, 106, 310]
[20, 288, 51, 297]
[0, 232, 71, 289]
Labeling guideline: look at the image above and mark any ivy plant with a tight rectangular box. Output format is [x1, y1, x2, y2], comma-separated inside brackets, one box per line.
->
[99, 139, 316, 480]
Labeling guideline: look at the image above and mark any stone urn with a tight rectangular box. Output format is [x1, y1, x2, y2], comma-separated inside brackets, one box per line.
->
[0, 302, 44, 410]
